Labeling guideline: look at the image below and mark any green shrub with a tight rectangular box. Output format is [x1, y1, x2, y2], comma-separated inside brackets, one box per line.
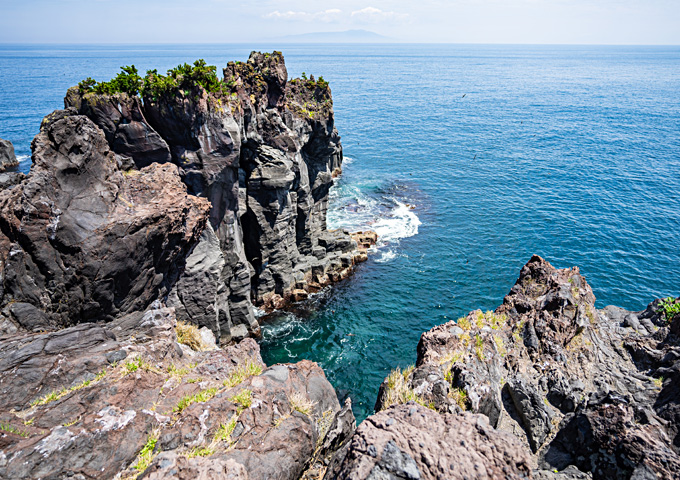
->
[660, 297, 680, 323]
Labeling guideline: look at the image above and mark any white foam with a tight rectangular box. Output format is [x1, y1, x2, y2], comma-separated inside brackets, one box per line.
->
[372, 200, 422, 244]
[342, 156, 355, 165]
[375, 250, 397, 263]
[17, 154, 30, 164]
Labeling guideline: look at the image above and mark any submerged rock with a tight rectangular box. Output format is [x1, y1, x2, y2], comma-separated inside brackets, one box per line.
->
[364, 255, 680, 479]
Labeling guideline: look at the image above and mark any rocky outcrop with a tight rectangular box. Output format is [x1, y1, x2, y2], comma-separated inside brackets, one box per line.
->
[365, 255, 680, 479]
[0, 138, 19, 172]
[0, 52, 363, 480]
[327, 403, 532, 479]
[0, 303, 354, 479]
[52, 52, 369, 344]
[0, 111, 209, 330]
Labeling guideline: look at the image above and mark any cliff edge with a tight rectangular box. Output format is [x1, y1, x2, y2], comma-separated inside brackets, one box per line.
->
[0, 52, 371, 345]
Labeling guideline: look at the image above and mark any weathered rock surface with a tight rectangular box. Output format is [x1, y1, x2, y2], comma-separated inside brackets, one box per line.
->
[0, 303, 350, 479]
[54, 51, 371, 344]
[0, 111, 210, 329]
[370, 255, 680, 479]
[0, 138, 19, 172]
[327, 402, 532, 479]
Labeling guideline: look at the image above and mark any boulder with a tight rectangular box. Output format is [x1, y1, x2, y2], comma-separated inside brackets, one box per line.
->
[327, 403, 532, 479]
[0, 138, 19, 171]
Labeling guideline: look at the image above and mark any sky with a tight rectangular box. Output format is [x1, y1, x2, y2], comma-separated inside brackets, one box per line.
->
[1, 0, 679, 45]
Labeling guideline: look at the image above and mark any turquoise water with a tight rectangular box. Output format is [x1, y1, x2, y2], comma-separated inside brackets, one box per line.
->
[1, 44, 679, 421]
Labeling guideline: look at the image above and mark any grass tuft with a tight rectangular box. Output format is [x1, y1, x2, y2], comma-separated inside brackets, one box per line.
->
[0, 422, 29, 437]
[288, 391, 316, 416]
[223, 360, 263, 388]
[185, 446, 214, 458]
[176, 321, 209, 351]
[174, 387, 218, 413]
[380, 366, 436, 412]
[135, 431, 159, 472]
[449, 387, 469, 411]
[214, 415, 238, 444]
[31, 368, 108, 407]
[230, 389, 252, 413]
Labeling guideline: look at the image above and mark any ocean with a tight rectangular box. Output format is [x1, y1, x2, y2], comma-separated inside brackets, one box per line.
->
[1, 44, 678, 421]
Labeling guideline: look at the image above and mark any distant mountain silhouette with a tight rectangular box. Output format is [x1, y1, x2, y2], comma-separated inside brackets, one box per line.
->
[276, 29, 391, 43]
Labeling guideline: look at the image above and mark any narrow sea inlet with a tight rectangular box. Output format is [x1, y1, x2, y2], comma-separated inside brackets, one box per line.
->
[1, 43, 679, 421]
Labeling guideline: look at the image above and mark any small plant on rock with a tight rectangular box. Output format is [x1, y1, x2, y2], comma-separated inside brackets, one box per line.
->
[230, 389, 253, 413]
[660, 297, 680, 324]
[175, 321, 208, 351]
[288, 391, 315, 416]
[223, 360, 263, 388]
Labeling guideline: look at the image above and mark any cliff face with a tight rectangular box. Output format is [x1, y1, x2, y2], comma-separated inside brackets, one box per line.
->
[0, 52, 362, 344]
[333, 256, 680, 479]
[0, 53, 359, 480]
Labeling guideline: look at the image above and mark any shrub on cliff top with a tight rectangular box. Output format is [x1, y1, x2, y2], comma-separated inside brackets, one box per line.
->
[76, 59, 226, 100]
[143, 59, 225, 100]
[78, 65, 142, 96]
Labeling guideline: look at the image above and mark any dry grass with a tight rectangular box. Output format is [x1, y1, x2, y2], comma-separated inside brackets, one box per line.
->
[176, 321, 208, 351]
[449, 387, 469, 411]
[288, 391, 316, 416]
[379, 366, 435, 412]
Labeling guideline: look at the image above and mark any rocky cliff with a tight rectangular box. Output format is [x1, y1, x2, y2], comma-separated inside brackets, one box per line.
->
[0, 52, 360, 480]
[0, 52, 370, 345]
[333, 256, 680, 479]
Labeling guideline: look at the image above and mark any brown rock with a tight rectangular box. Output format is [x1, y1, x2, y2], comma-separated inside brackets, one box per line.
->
[327, 403, 532, 479]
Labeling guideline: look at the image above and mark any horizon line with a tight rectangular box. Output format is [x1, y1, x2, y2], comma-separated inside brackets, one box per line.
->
[1, 41, 679, 47]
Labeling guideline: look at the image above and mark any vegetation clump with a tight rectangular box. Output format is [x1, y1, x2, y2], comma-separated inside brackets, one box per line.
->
[379, 366, 435, 411]
[78, 66, 142, 96]
[660, 297, 680, 323]
[449, 387, 469, 411]
[175, 321, 209, 351]
[31, 368, 108, 407]
[174, 387, 219, 413]
[135, 431, 159, 472]
[288, 391, 315, 415]
[76, 59, 227, 100]
[213, 416, 238, 444]
[230, 389, 253, 413]
[222, 360, 263, 388]
[0, 422, 29, 437]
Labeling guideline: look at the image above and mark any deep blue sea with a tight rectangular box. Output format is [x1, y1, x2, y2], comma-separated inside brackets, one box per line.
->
[1, 44, 679, 421]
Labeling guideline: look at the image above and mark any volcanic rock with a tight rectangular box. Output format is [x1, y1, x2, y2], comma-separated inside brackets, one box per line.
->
[0, 303, 346, 480]
[0, 138, 19, 172]
[368, 255, 680, 479]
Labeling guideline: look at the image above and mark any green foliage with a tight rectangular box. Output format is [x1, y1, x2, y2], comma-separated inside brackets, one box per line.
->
[660, 297, 680, 323]
[76, 59, 226, 100]
[316, 76, 329, 89]
[213, 416, 237, 443]
[79, 65, 142, 96]
[135, 432, 159, 471]
[223, 360, 263, 388]
[174, 387, 219, 413]
[77, 77, 96, 94]
[0, 422, 29, 437]
[449, 387, 469, 411]
[143, 59, 225, 100]
[185, 446, 214, 458]
[230, 389, 253, 412]
[31, 368, 108, 407]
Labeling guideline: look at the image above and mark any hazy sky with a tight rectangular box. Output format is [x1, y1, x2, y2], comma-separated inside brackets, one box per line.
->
[1, 0, 679, 44]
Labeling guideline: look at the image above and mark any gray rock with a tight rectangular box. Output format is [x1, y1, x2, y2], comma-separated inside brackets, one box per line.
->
[0, 138, 19, 172]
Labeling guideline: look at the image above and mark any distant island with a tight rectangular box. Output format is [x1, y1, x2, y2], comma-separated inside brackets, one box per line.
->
[275, 29, 391, 43]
